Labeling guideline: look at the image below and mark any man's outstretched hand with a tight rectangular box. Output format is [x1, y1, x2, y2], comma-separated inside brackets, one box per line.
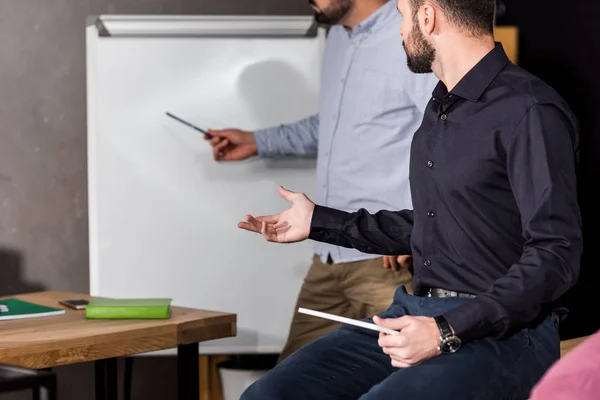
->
[238, 186, 315, 243]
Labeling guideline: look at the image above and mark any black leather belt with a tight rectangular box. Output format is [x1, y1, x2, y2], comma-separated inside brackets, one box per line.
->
[427, 288, 561, 326]
[426, 288, 477, 298]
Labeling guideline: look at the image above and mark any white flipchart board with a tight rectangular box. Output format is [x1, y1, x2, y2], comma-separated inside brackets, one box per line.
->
[86, 15, 325, 354]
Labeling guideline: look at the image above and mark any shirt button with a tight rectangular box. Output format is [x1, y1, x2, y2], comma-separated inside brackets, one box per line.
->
[324, 151, 329, 156]
[427, 160, 434, 168]
[340, 78, 345, 83]
[428, 211, 435, 217]
[332, 114, 337, 119]
[440, 114, 447, 121]
[322, 184, 327, 188]
[424, 260, 431, 266]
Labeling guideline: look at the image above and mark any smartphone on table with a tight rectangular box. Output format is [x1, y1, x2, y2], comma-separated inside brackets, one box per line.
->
[59, 299, 90, 310]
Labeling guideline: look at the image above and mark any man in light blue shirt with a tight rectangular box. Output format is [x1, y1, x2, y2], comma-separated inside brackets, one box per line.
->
[207, 0, 437, 361]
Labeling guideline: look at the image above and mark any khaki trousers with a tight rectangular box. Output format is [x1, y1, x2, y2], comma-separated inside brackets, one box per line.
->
[278, 255, 413, 363]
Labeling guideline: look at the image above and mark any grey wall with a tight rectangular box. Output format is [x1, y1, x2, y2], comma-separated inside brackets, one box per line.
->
[0, 0, 308, 399]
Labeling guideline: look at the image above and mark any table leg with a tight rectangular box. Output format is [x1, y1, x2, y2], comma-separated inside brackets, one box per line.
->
[178, 343, 199, 400]
[124, 357, 134, 400]
[95, 358, 118, 400]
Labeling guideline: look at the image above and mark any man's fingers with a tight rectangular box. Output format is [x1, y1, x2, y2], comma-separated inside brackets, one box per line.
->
[238, 221, 257, 232]
[390, 358, 411, 368]
[373, 315, 412, 331]
[237, 215, 261, 233]
[261, 221, 278, 242]
[246, 215, 274, 228]
[378, 332, 408, 349]
[213, 139, 230, 159]
[396, 255, 413, 269]
[204, 129, 219, 141]
[379, 340, 413, 362]
[208, 136, 222, 146]
[390, 353, 416, 368]
[254, 214, 280, 224]
[207, 129, 231, 138]
[391, 354, 422, 368]
[381, 346, 395, 356]
[278, 186, 297, 202]
[214, 139, 229, 150]
[383, 257, 390, 269]
[213, 139, 231, 160]
[237, 215, 280, 238]
[389, 257, 399, 271]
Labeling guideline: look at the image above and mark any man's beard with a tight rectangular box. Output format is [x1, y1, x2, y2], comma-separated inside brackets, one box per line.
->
[403, 23, 436, 74]
[310, 0, 353, 25]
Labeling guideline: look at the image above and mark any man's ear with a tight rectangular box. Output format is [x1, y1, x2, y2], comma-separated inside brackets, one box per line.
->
[420, 3, 437, 36]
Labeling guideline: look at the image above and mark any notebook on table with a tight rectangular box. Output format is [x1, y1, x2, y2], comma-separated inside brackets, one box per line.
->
[0, 298, 66, 321]
[85, 298, 172, 319]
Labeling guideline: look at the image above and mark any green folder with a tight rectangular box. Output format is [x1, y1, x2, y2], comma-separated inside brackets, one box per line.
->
[85, 298, 172, 319]
[0, 298, 66, 321]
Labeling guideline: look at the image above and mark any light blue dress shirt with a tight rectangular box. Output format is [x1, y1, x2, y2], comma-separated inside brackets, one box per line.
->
[253, 1, 439, 264]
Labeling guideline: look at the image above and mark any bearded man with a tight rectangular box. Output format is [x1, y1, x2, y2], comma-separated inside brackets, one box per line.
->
[238, 0, 582, 398]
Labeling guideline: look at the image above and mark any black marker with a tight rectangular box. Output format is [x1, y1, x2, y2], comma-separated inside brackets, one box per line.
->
[166, 112, 213, 139]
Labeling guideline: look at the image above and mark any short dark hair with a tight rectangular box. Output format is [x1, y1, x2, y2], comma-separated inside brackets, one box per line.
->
[410, 0, 496, 36]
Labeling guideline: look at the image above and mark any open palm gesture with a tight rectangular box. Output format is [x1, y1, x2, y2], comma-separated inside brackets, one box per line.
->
[238, 186, 315, 243]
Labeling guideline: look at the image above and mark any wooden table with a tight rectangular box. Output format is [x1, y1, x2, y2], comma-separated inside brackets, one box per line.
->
[0, 291, 236, 400]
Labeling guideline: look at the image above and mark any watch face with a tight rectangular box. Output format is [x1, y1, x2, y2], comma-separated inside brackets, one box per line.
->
[441, 337, 462, 354]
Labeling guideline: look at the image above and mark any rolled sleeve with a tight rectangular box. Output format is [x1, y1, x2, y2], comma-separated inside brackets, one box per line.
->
[253, 114, 320, 157]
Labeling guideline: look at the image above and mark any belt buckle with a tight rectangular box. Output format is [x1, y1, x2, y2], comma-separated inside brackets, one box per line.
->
[427, 289, 433, 298]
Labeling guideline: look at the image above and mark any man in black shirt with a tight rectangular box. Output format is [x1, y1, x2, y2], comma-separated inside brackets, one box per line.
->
[238, 0, 582, 398]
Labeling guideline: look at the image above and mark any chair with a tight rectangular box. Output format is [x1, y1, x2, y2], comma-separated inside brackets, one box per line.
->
[559, 335, 590, 357]
[0, 365, 57, 400]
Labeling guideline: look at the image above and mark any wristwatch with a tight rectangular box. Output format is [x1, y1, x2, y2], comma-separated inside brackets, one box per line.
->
[434, 315, 461, 354]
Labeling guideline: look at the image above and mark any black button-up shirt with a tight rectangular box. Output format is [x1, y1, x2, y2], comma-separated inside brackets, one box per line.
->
[309, 43, 582, 342]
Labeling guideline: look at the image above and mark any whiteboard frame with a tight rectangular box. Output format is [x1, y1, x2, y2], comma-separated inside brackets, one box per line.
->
[86, 15, 325, 355]
[88, 14, 319, 37]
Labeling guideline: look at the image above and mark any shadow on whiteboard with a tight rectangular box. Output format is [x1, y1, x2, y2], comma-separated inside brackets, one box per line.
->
[237, 59, 316, 128]
[165, 58, 317, 134]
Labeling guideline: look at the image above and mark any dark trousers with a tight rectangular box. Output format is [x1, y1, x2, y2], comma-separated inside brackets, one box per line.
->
[241, 286, 559, 400]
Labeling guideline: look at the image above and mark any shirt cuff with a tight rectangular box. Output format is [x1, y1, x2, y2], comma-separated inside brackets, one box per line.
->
[252, 128, 278, 157]
[309, 205, 348, 239]
[442, 297, 500, 343]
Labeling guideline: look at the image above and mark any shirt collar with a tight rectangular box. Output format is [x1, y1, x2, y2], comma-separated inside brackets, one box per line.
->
[347, 0, 396, 37]
[432, 42, 510, 102]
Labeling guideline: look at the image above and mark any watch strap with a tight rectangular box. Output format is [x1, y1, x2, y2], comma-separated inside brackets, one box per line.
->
[434, 315, 453, 339]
